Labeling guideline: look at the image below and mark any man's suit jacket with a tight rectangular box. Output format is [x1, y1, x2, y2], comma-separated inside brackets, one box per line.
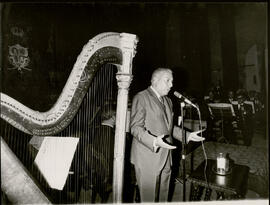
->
[130, 87, 174, 173]
[232, 103, 253, 120]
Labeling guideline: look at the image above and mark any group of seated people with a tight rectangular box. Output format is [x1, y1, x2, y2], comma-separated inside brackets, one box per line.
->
[181, 85, 265, 146]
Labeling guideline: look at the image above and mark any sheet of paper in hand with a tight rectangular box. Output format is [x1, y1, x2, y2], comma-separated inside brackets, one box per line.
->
[34, 137, 79, 190]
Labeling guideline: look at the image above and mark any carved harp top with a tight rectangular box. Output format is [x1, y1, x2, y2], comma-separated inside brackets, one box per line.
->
[1, 32, 138, 136]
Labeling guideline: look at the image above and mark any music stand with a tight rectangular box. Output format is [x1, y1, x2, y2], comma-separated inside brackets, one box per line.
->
[207, 103, 236, 143]
[244, 101, 255, 114]
[233, 100, 255, 114]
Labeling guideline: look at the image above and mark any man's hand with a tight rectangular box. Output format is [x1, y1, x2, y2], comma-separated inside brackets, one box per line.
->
[187, 129, 206, 143]
[155, 134, 177, 149]
[173, 125, 205, 143]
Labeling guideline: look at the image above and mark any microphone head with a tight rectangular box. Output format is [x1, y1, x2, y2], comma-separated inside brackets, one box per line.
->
[173, 91, 182, 98]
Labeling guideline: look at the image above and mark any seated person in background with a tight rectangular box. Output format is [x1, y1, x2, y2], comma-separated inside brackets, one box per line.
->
[248, 90, 256, 102]
[80, 106, 116, 203]
[80, 106, 135, 203]
[249, 90, 264, 113]
[204, 90, 215, 104]
[232, 89, 254, 146]
[205, 87, 222, 103]
[203, 90, 219, 141]
[204, 89, 229, 142]
[213, 84, 223, 103]
[254, 92, 264, 111]
[252, 91, 265, 128]
[225, 90, 235, 104]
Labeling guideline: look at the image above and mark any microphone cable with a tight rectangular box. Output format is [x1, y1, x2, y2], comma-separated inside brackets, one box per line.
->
[196, 106, 210, 190]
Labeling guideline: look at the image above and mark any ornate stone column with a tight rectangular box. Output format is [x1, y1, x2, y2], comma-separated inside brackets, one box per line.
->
[113, 33, 138, 203]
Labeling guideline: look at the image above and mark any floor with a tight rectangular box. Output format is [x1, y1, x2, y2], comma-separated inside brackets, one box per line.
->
[170, 123, 268, 203]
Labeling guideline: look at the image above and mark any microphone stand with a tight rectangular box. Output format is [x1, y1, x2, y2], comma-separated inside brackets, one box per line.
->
[179, 102, 186, 202]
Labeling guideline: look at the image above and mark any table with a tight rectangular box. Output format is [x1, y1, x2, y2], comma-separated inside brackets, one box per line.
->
[183, 141, 268, 197]
[188, 159, 249, 200]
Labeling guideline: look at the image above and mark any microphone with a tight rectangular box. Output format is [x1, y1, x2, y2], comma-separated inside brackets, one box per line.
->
[174, 91, 198, 108]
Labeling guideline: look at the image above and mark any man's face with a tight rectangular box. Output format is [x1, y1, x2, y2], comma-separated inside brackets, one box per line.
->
[237, 95, 244, 104]
[154, 72, 173, 96]
[209, 91, 214, 99]
[228, 91, 234, 98]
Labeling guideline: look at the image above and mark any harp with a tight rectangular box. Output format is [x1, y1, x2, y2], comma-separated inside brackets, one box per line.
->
[1, 32, 138, 203]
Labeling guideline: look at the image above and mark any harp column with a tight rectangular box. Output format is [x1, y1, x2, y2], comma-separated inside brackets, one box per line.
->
[113, 33, 138, 203]
[1, 137, 51, 204]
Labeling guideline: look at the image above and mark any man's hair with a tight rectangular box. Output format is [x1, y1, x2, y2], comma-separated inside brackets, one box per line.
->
[101, 105, 116, 121]
[151, 68, 172, 86]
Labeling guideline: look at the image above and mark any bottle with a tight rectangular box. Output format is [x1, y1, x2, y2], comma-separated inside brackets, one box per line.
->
[217, 153, 228, 174]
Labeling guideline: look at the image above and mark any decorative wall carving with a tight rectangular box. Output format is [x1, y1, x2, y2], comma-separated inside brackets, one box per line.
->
[8, 44, 31, 73]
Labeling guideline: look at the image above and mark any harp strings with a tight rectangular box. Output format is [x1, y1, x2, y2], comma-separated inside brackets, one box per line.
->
[0, 63, 116, 203]
[57, 63, 116, 203]
[1, 118, 32, 167]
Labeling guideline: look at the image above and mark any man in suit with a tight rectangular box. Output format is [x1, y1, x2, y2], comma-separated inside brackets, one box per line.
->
[130, 68, 204, 202]
[232, 90, 254, 146]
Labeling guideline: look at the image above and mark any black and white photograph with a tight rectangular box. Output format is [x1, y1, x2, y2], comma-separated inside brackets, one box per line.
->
[0, 1, 268, 204]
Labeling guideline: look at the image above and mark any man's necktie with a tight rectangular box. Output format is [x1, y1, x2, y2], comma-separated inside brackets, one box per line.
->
[160, 96, 165, 106]
[160, 96, 168, 122]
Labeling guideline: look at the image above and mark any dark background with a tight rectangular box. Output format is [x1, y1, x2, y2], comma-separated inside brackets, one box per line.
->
[1, 2, 267, 111]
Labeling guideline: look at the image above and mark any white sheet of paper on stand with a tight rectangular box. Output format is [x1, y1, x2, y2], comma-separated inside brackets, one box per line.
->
[34, 137, 79, 190]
